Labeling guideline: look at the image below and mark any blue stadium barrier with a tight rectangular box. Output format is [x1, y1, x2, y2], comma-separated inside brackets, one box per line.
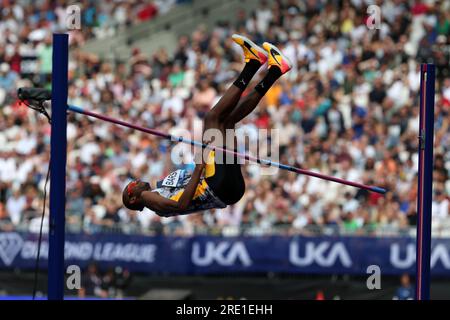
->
[1, 232, 449, 276]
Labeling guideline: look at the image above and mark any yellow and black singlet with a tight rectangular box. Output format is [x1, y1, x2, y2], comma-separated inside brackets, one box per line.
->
[151, 151, 227, 217]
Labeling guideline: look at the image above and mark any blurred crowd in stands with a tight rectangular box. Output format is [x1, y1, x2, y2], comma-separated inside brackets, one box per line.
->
[0, 0, 449, 237]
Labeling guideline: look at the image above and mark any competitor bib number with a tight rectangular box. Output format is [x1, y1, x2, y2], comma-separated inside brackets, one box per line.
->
[161, 170, 183, 187]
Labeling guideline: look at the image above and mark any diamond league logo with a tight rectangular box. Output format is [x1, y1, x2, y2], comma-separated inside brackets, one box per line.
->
[0, 233, 23, 266]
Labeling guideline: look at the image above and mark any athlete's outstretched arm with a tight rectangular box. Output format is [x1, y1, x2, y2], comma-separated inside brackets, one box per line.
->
[140, 192, 180, 213]
[174, 163, 205, 210]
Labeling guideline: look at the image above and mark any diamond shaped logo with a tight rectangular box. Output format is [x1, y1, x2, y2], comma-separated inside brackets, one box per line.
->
[0, 233, 23, 266]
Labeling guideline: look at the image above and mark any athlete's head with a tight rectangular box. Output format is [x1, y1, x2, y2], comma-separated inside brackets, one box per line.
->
[122, 180, 151, 211]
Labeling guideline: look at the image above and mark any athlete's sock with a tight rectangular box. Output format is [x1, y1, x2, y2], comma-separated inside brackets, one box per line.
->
[233, 59, 262, 91]
[254, 66, 282, 96]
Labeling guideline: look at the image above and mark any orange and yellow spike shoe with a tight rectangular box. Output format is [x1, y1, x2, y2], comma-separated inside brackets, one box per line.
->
[232, 34, 268, 64]
[262, 42, 292, 74]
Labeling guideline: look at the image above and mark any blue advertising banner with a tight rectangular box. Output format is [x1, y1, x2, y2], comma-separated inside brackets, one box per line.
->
[1, 232, 450, 275]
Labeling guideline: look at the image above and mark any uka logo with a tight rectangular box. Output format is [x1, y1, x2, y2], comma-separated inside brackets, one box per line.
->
[289, 241, 352, 267]
[192, 241, 252, 267]
[391, 243, 450, 269]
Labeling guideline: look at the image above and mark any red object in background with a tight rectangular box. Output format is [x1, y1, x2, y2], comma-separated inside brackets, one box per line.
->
[369, 191, 384, 206]
[315, 290, 325, 300]
[137, 4, 158, 22]
[296, 97, 306, 110]
[362, 15, 369, 26]
[9, 53, 21, 73]
[443, 97, 450, 108]
[255, 113, 270, 129]
[12, 99, 29, 118]
[411, 2, 428, 15]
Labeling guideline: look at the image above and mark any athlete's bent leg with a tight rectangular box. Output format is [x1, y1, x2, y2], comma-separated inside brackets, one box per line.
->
[203, 35, 267, 137]
[225, 42, 292, 127]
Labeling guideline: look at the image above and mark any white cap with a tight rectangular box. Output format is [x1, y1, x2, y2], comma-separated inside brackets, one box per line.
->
[0, 63, 10, 73]
[90, 175, 101, 184]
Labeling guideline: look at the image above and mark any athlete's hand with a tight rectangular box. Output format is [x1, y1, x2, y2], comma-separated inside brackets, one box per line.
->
[193, 154, 206, 178]
[196, 163, 206, 174]
[194, 147, 209, 168]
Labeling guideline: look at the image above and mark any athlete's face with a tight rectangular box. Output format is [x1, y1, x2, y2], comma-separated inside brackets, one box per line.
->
[123, 180, 151, 211]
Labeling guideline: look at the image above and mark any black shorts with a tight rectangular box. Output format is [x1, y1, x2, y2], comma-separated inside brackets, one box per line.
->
[205, 149, 245, 205]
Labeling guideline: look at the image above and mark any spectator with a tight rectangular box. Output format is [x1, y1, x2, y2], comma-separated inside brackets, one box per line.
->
[5, 187, 26, 226]
[101, 201, 122, 231]
[393, 274, 414, 300]
[148, 215, 164, 235]
[0, 202, 14, 231]
[113, 266, 132, 299]
[37, 35, 53, 86]
[79, 263, 107, 299]
[192, 78, 217, 115]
